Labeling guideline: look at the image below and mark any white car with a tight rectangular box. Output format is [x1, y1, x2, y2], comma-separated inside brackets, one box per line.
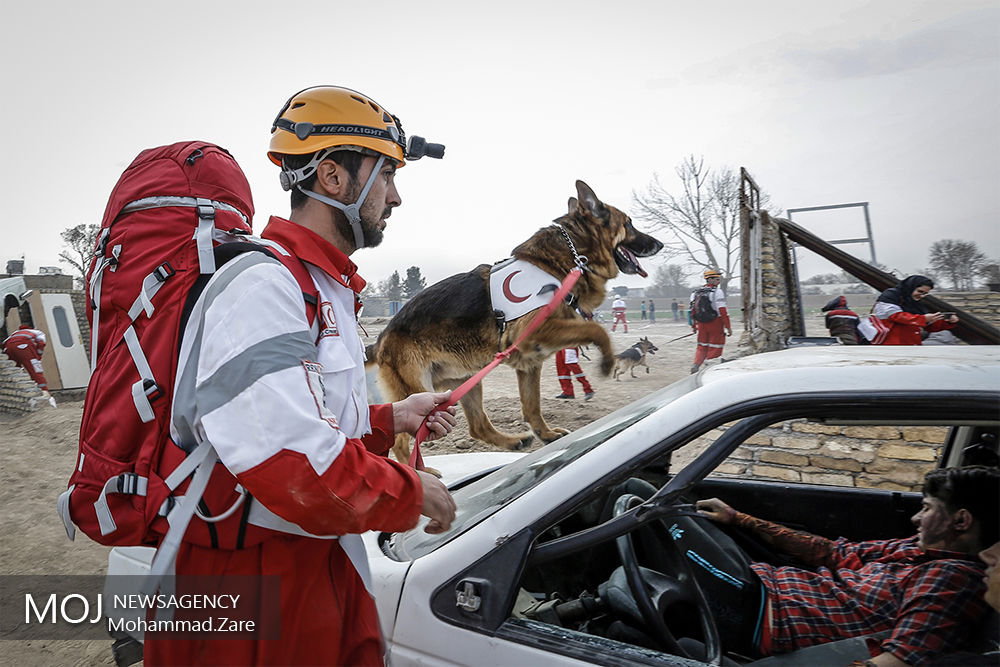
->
[107, 346, 1000, 666]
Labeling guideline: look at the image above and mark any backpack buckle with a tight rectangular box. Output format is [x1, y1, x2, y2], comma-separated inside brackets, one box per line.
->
[117, 472, 140, 495]
[154, 262, 175, 282]
[196, 203, 216, 221]
[142, 379, 163, 402]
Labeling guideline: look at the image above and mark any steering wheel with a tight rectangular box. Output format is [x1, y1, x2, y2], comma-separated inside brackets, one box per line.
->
[612, 493, 721, 665]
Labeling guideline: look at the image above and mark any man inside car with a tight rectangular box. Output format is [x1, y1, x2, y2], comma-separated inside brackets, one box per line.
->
[692, 465, 998, 666]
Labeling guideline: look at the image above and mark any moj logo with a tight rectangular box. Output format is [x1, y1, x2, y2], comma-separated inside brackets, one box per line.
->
[25, 592, 103, 624]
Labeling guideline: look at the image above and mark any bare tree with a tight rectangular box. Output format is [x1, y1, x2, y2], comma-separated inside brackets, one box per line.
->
[648, 263, 693, 297]
[360, 281, 381, 300]
[632, 155, 765, 292]
[927, 239, 987, 291]
[58, 223, 100, 289]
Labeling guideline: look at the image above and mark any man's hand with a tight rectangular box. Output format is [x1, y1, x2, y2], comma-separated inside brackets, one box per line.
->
[725, 327, 733, 337]
[417, 470, 456, 534]
[392, 391, 458, 442]
[696, 497, 737, 524]
[925, 312, 944, 324]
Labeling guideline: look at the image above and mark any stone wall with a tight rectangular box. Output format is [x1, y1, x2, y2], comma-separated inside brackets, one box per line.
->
[941, 291, 1000, 328]
[0, 354, 45, 414]
[706, 419, 947, 492]
[69, 290, 91, 363]
[738, 211, 802, 355]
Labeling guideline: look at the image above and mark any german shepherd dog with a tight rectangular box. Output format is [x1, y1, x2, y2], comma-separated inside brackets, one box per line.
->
[367, 181, 662, 465]
[613, 337, 659, 380]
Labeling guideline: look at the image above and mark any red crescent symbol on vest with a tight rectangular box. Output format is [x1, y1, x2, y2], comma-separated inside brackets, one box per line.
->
[502, 271, 530, 303]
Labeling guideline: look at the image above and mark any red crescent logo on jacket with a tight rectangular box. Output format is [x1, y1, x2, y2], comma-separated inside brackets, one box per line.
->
[319, 301, 340, 338]
[502, 271, 530, 303]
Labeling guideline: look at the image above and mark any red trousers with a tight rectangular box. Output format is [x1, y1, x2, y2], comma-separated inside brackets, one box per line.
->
[2, 341, 48, 390]
[144, 536, 382, 666]
[693, 318, 727, 366]
[555, 349, 592, 397]
[612, 311, 628, 332]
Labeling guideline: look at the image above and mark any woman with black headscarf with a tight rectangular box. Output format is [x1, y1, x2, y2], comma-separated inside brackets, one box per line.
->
[865, 275, 958, 345]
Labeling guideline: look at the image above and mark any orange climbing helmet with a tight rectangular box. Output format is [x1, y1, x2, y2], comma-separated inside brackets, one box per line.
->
[268, 86, 409, 167]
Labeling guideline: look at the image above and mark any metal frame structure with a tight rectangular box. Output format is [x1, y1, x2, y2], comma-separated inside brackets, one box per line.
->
[785, 202, 875, 334]
[786, 202, 876, 264]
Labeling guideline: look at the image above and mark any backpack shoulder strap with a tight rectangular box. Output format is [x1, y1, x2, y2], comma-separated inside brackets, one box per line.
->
[180, 241, 319, 344]
[271, 249, 319, 331]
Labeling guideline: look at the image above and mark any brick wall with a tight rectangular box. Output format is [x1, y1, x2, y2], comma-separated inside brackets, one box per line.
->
[699, 419, 947, 492]
[0, 354, 45, 414]
[941, 291, 1000, 328]
[738, 211, 802, 355]
[69, 290, 90, 362]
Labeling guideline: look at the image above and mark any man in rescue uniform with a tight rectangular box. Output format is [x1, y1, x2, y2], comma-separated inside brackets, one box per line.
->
[145, 86, 458, 666]
[2, 324, 51, 391]
[554, 346, 594, 400]
[611, 295, 628, 332]
[689, 268, 732, 373]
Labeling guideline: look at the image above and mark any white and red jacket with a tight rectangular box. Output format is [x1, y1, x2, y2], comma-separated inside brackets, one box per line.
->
[168, 216, 422, 540]
[3, 326, 47, 355]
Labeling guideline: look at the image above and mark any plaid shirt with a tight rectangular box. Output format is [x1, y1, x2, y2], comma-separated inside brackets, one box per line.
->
[752, 535, 987, 666]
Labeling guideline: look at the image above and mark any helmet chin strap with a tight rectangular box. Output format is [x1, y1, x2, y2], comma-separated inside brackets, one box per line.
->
[297, 155, 385, 251]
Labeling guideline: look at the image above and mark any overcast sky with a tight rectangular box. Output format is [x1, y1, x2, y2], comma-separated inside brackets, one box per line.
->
[2, 1, 997, 291]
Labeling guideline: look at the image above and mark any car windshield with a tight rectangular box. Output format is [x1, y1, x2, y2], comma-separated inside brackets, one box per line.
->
[385, 375, 700, 560]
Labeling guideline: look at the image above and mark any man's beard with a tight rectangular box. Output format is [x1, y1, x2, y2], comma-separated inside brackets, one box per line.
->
[337, 208, 388, 249]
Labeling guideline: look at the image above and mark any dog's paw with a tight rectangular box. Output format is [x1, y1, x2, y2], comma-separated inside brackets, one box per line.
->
[537, 427, 570, 442]
[514, 433, 536, 450]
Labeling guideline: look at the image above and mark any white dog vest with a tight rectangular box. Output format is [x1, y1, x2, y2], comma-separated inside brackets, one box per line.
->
[489, 258, 562, 323]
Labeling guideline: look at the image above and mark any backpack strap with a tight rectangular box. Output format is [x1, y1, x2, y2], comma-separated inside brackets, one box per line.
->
[249, 238, 320, 337]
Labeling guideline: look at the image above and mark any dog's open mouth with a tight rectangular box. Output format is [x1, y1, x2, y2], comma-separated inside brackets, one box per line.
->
[615, 245, 647, 277]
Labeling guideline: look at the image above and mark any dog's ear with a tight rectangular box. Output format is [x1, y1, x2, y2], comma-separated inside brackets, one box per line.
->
[575, 180, 608, 221]
[567, 197, 578, 214]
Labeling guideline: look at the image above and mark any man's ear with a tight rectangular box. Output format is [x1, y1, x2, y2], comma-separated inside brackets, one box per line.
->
[953, 508, 973, 531]
[314, 159, 349, 197]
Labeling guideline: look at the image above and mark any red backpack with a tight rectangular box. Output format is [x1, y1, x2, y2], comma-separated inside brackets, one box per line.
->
[58, 141, 316, 550]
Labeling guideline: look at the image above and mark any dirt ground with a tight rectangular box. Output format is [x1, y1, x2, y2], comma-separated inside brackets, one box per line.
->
[0, 313, 720, 666]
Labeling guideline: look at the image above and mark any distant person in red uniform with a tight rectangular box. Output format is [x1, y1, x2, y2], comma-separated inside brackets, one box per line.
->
[689, 268, 731, 373]
[3, 325, 49, 390]
[554, 347, 594, 400]
[869, 275, 957, 346]
[611, 296, 628, 332]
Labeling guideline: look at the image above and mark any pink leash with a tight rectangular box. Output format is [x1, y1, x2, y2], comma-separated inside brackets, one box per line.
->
[409, 266, 584, 470]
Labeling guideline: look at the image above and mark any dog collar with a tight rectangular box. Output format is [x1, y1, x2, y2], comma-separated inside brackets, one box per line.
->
[555, 224, 592, 273]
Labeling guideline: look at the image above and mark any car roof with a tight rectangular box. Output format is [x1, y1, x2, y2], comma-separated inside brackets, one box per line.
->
[700, 345, 1000, 393]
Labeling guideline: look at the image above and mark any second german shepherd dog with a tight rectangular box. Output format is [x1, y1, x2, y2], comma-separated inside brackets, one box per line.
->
[367, 181, 662, 464]
[613, 337, 659, 380]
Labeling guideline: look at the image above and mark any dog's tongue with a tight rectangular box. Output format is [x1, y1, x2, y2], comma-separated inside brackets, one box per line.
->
[619, 246, 647, 277]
